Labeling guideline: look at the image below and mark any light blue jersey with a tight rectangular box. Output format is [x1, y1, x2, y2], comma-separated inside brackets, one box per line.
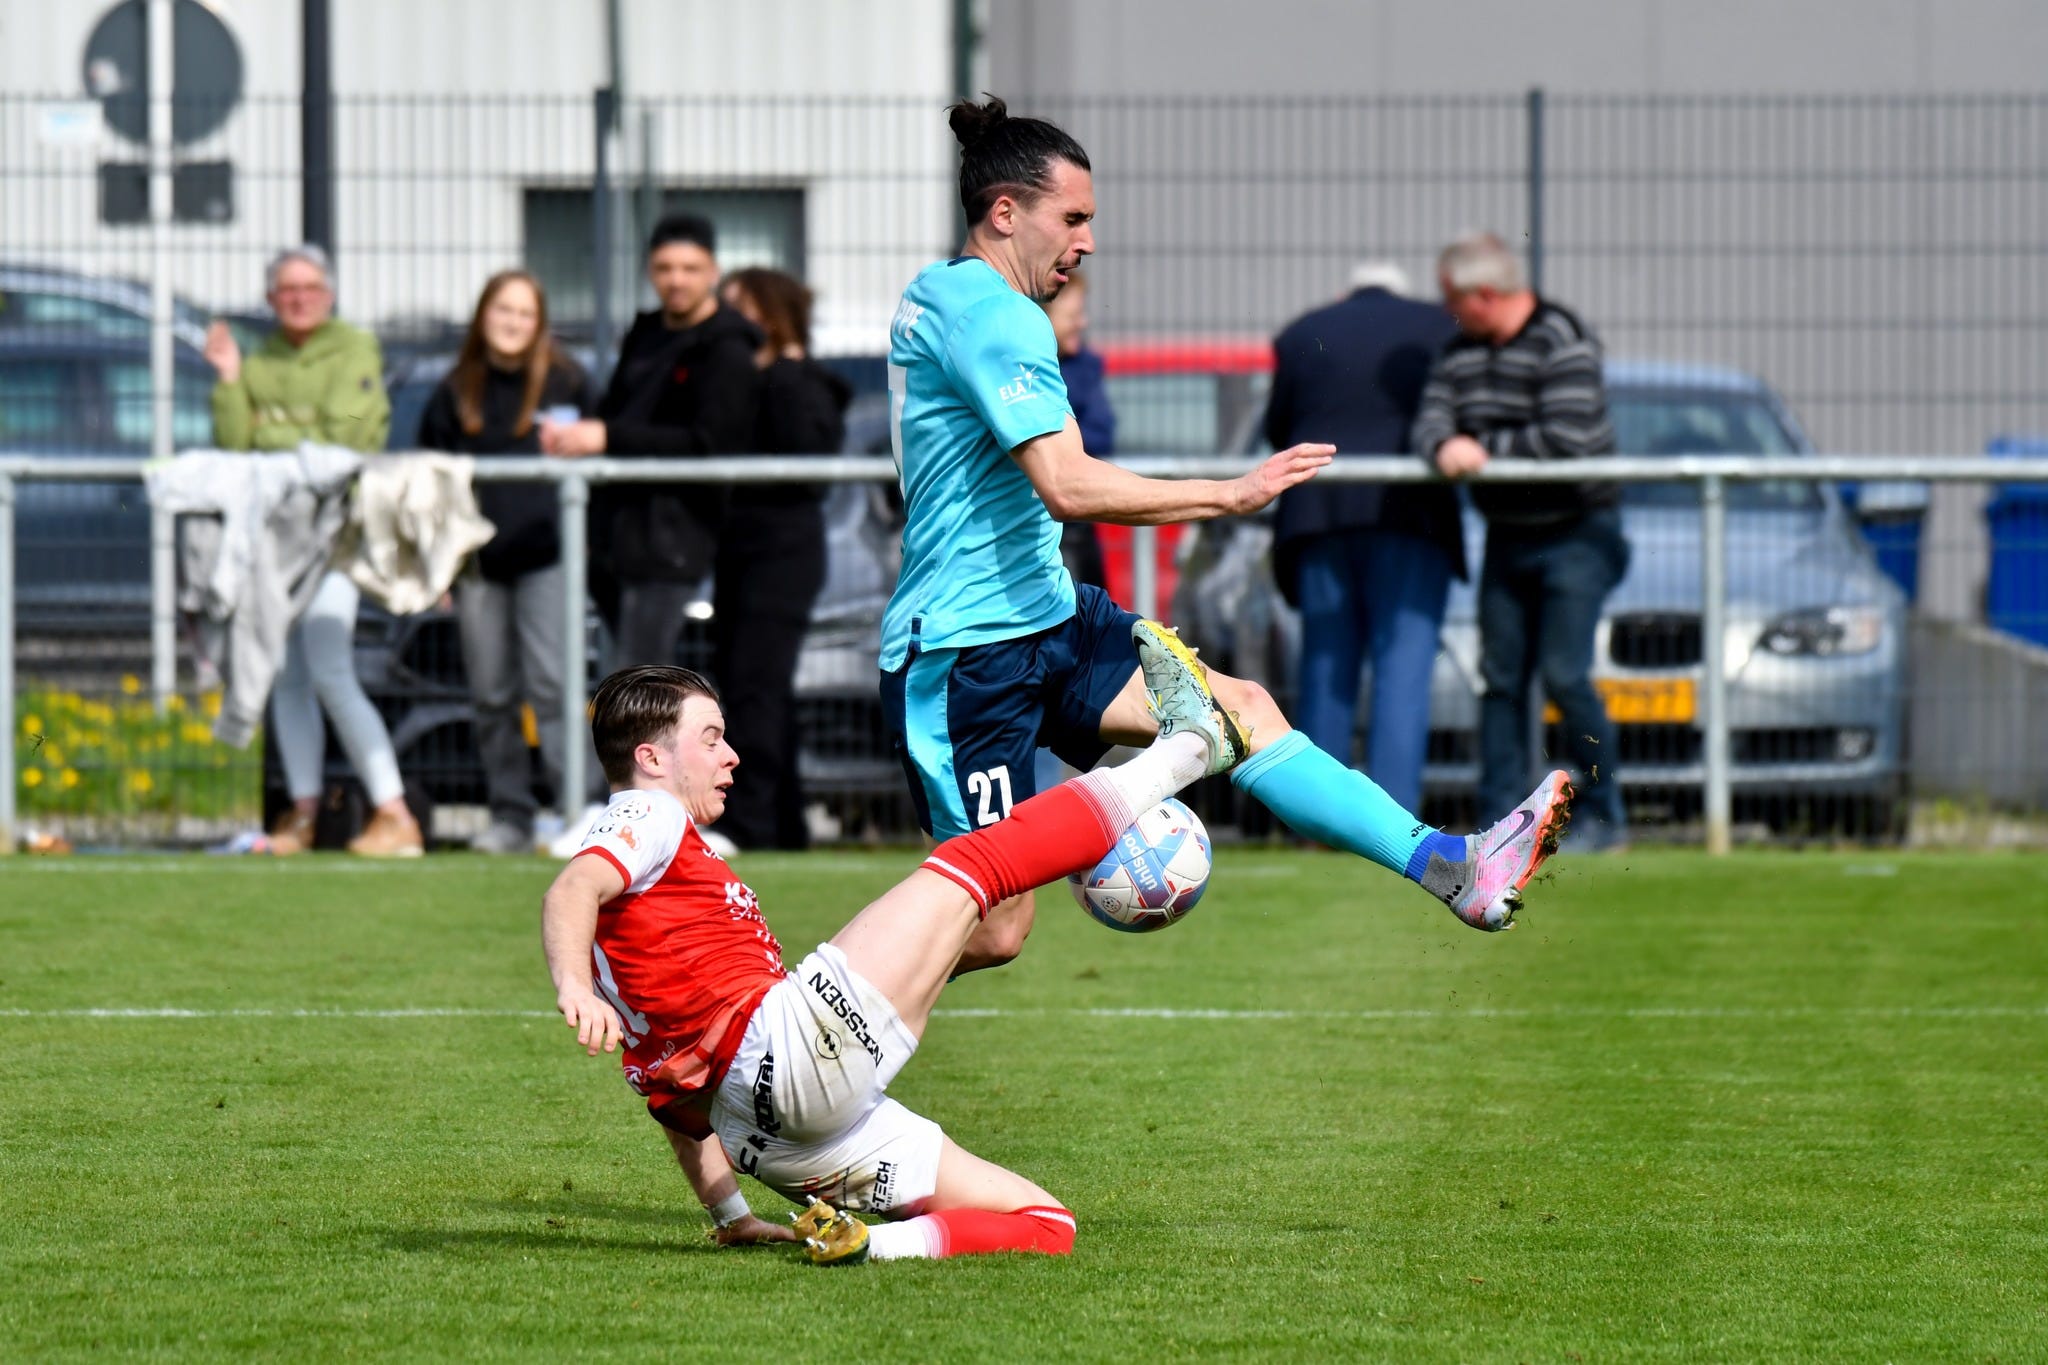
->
[880, 257, 1074, 671]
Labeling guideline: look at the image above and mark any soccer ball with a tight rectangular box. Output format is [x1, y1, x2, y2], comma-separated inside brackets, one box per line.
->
[1068, 798, 1212, 933]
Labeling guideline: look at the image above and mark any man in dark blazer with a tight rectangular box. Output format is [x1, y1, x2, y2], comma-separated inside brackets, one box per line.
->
[1264, 263, 1463, 815]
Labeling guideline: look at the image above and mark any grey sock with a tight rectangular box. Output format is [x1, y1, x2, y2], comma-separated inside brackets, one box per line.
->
[1419, 837, 1478, 906]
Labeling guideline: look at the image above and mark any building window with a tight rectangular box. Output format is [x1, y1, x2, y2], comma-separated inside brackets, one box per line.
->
[524, 187, 805, 325]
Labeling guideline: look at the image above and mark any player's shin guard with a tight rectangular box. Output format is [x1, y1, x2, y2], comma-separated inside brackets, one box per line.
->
[1228, 729, 1463, 881]
[864, 1206, 1078, 1260]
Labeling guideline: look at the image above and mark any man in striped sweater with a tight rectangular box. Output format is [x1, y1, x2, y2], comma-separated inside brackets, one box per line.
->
[1413, 231, 1631, 847]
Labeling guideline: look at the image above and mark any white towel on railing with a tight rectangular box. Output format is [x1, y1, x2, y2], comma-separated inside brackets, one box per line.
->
[144, 443, 365, 747]
[334, 453, 496, 615]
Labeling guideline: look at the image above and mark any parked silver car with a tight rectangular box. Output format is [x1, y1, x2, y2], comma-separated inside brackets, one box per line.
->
[1177, 360, 1910, 833]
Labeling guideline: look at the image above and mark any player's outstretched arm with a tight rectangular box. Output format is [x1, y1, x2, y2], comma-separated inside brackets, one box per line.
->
[540, 855, 628, 1055]
[661, 1127, 797, 1247]
[1012, 418, 1332, 526]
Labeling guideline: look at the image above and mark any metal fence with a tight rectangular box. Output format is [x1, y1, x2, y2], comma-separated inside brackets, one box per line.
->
[7, 454, 2048, 854]
[6, 89, 2048, 847]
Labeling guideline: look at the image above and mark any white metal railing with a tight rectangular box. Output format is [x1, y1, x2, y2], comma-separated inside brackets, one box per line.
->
[7, 452, 2048, 856]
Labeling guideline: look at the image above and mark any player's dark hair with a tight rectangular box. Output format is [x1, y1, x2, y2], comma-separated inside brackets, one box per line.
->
[647, 213, 717, 258]
[948, 95, 1090, 224]
[590, 665, 722, 786]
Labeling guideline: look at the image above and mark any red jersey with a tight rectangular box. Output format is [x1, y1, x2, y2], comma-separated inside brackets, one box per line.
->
[575, 790, 786, 1120]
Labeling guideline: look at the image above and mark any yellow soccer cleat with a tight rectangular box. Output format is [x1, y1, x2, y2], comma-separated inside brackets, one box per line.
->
[1132, 620, 1248, 776]
[800, 1206, 872, 1267]
[788, 1196, 839, 1241]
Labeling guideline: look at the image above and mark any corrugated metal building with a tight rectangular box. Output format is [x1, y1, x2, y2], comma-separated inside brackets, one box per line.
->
[0, 0, 959, 348]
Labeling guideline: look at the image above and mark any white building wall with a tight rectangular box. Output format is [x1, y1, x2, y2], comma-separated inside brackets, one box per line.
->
[0, 0, 956, 348]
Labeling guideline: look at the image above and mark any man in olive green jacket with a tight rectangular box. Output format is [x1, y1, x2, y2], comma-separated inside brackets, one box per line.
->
[204, 244, 416, 857]
[207, 247, 388, 452]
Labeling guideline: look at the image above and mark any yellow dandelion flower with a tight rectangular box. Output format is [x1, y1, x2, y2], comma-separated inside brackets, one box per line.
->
[166, 694, 186, 713]
[121, 674, 142, 695]
[60, 768, 81, 789]
[182, 722, 214, 745]
[128, 770, 154, 795]
[22, 768, 42, 788]
[42, 745, 65, 767]
[22, 714, 41, 735]
[201, 691, 223, 718]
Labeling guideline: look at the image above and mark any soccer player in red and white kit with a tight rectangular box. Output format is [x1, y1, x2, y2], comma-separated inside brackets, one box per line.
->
[541, 642, 1234, 1264]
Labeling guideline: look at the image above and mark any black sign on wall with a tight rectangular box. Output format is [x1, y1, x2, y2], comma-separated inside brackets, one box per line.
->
[83, 0, 244, 146]
[83, 0, 244, 224]
[97, 160, 234, 225]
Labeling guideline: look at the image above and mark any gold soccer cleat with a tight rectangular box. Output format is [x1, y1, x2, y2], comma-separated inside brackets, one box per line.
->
[1132, 620, 1248, 776]
[789, 1196, 839, 1241]
[800, 1205, 872, 1267]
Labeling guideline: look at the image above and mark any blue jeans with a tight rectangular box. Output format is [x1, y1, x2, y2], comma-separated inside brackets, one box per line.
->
[1293, 530, 1454, 815]
[1476, 509, 1630, 826]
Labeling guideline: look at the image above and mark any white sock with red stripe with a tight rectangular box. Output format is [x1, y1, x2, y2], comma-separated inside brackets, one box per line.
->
[864, 1205, 1078, 1260]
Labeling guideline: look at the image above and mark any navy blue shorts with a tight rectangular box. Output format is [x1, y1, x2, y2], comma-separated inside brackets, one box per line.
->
[880, 584, 1142, 837]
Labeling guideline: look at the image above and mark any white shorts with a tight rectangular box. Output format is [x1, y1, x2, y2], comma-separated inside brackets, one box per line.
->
[710, 943, 943, 1215]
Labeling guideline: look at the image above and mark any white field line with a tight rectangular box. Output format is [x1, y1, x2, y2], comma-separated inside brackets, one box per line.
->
[1, 1005, 2043, 1022]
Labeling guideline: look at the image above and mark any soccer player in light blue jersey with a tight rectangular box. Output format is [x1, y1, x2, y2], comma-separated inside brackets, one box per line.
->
[881, 97, 1574, 972]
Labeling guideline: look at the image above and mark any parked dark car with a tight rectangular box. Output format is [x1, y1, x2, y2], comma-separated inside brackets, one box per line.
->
[1, 332, 215, 633]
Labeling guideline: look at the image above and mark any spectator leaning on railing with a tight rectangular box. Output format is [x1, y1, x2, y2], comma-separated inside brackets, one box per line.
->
[539, 214, 763, 851]
[540, 214, 763, 675]
[417, 269, 593, 856]
[203, 244, 421, 858]
[713, 267, 848, 851]
[1412, 230, 1629, 850]
[1265, 261, 1462, 817]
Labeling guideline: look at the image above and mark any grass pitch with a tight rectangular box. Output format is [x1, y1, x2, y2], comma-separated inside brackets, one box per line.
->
[2, 847, 2044, 1362]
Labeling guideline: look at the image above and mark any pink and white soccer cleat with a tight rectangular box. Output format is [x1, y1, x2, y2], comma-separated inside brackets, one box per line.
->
[1426, 770, 1575, 932]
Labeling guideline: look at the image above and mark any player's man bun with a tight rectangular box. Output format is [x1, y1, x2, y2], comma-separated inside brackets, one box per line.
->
[947, 94, 1091, 224]
[947, 94, 1010, 149]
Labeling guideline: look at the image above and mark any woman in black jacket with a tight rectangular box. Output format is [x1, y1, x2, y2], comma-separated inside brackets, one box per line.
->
[418, 269, 591, 854]
[715, 267, 850, 850]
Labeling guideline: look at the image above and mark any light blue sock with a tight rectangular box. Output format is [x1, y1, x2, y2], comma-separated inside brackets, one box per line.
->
[1229, 729, 1464, 882]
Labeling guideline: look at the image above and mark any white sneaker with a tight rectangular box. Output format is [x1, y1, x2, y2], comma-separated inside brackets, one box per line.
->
[548, 802, 608, 859]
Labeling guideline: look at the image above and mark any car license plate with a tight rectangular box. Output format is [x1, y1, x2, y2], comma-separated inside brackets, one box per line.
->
[1543, 679, 1698, 724]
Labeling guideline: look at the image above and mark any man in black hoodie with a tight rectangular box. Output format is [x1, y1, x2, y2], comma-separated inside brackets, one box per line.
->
[543, 214, 763, 679]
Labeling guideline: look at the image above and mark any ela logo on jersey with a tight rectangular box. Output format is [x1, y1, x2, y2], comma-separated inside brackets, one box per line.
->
[997, 363, 1037, 406]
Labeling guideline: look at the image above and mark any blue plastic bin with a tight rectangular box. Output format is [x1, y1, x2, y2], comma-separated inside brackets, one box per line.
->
[1842, 479, 1930, 603]
[1985, 436, 2048, 648]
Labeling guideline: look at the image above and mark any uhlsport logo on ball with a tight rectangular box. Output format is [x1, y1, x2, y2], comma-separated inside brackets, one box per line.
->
[1068, 798, 1212, 933]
